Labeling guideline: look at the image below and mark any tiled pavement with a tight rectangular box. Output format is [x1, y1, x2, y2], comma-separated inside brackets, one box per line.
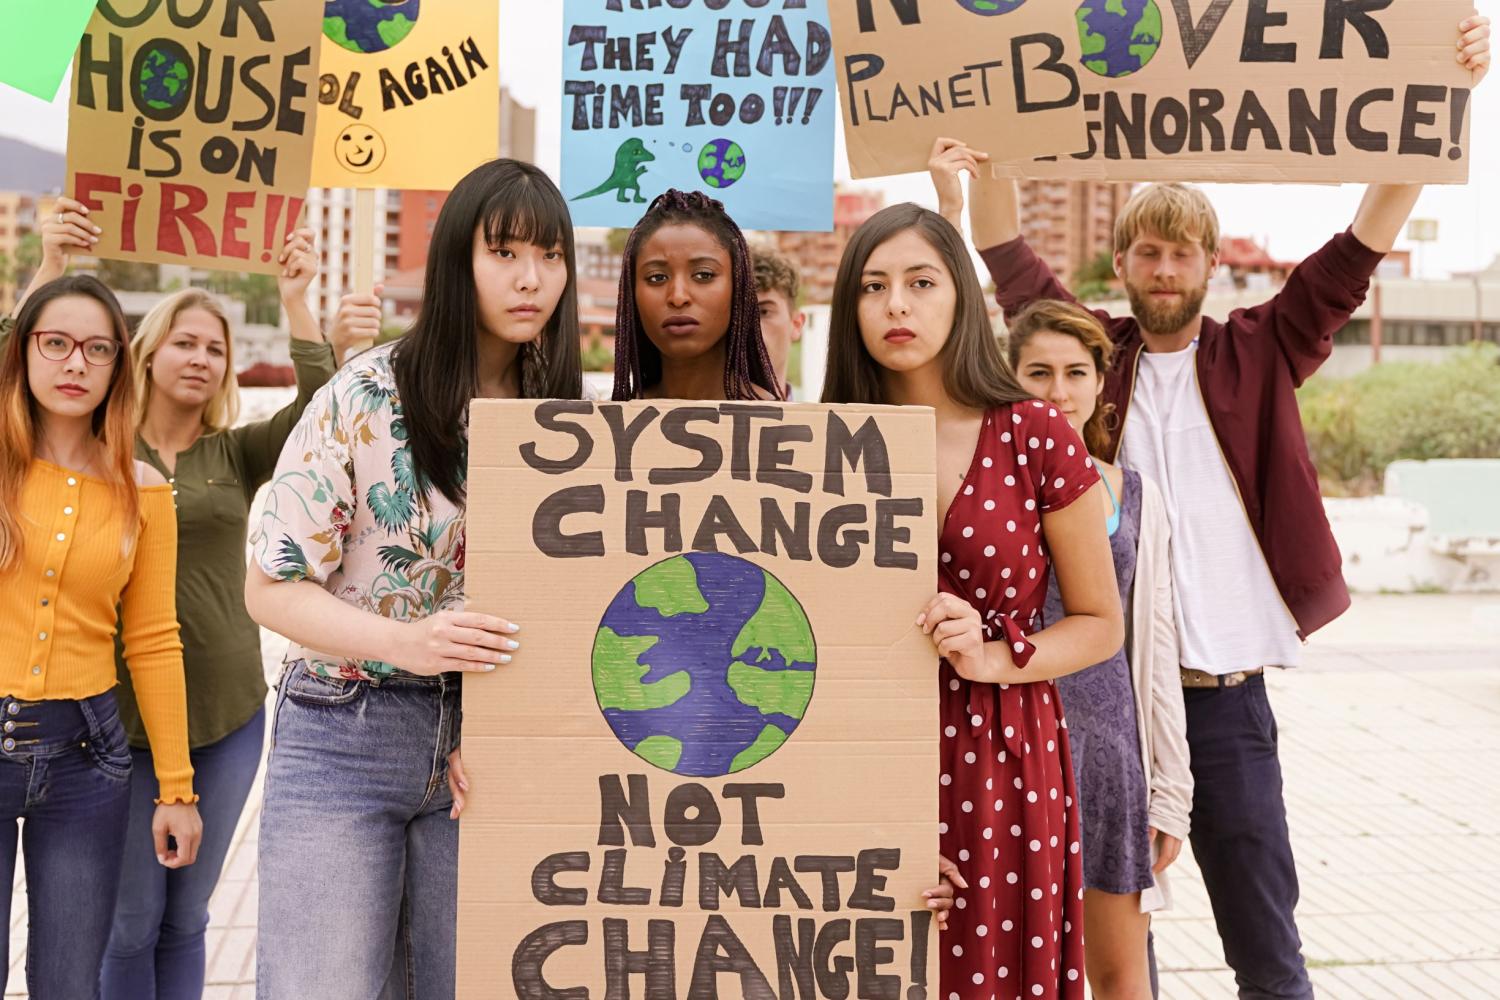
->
[8, 594, 1500, 998]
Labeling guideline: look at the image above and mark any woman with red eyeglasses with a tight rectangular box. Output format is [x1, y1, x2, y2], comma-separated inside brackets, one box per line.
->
[0, 275, 200, 995]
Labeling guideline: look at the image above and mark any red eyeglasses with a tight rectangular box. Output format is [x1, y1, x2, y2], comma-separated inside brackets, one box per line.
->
[30, 331, 121, 366]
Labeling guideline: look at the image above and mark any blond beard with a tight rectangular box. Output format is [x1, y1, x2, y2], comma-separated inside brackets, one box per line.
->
[1125, 280, 1209, 337]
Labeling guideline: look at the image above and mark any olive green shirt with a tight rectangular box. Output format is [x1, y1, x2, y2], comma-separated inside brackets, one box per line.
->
[115, 339, 336, 749]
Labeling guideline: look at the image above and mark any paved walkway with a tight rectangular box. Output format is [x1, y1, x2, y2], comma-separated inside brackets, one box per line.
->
[7, 595, 1500, 998]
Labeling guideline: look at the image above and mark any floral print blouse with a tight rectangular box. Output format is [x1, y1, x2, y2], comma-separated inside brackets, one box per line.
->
[250, 344, 465, 680]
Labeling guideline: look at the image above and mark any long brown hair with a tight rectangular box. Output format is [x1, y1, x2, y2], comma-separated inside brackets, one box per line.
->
[612, 189, 780, 402]
[392, 158, 585, 507]
[822, 204, 1030, 409]
[0, 276, 139, 571]
[1006, 300, 1116, 457]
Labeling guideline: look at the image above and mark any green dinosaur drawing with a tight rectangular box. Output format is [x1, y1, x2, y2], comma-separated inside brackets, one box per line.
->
[573, 138, 655, 203]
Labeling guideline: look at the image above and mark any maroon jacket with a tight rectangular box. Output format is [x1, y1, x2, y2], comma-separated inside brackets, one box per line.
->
[981, 231, 1384, 639]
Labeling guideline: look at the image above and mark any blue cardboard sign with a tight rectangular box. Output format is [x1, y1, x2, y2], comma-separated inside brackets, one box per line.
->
[561, 0, 835, 232]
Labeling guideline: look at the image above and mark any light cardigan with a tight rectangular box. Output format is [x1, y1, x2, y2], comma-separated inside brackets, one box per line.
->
[1131, 474, 1193, 912]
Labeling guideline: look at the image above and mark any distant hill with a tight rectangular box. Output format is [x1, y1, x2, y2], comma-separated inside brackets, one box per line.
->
[0, 136, 65, 193]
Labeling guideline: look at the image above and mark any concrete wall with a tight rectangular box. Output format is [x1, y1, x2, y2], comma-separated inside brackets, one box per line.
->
[1328, 460, 1500, 593]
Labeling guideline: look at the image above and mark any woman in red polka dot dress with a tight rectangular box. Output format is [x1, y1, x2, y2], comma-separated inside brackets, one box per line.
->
[824, 201, 1124, 1000]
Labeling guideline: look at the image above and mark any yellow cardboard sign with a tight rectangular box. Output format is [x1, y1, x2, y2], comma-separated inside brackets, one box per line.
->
[311, 0, 499, 189]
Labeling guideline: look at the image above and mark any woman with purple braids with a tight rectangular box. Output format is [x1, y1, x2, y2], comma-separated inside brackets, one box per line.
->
[611, 189, 782, 403]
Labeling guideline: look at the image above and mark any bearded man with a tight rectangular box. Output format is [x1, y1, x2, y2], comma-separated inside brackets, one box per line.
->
[924, 14, 1490, 997]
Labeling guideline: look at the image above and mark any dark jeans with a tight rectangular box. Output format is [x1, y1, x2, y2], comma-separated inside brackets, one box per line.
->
[101, 707, 266, 1000]
[1184, 674, 1314, 1000]
[0, 691, 134, 998]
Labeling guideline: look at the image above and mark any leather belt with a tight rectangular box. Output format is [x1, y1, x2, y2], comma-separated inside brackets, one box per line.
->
[1180, 666, 1265, 689]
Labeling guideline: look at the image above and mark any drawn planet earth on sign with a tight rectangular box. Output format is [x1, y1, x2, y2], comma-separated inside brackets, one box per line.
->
[137, 44, 191, 114]
[592, 552, 816, 777]
[955, 0, 1030, 14]
[1076, 0, 1163, 78]
[323, 0, 420, 54]
[697, 139, 747, 190]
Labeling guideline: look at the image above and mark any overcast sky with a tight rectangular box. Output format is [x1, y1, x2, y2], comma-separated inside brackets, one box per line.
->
[5, 0, 1496, 276]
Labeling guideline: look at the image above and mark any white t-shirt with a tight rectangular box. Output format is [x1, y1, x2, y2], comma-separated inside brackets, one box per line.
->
[1120, 343, 1302, 672]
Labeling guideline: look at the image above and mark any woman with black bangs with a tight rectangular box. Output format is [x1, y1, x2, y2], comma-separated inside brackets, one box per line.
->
[612, 188, 781, 402]
[243, 158, 583, 998]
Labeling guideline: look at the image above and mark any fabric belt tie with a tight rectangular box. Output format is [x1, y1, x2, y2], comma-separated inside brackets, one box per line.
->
[952, 613, 1037, 757]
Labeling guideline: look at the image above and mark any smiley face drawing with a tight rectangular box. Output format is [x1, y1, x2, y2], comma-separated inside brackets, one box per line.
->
[336, 125, 387, 173]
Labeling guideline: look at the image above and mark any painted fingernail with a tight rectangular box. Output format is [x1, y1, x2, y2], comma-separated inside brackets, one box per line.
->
[505, 622, 521, 633]
[505, 639, 520, 651]
[499, 654, 512, 665]
[484, 663, 498, 672]
[92, 226, 102, 234]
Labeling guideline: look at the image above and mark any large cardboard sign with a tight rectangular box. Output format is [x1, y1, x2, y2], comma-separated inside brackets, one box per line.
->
[459, 400, 941, 999]
[998, 0, 1477, 183]
[829, 0, 1092, 179]
[561, 0, 837, 231]
[310, 0, 499, 189]
[65, 0, 322, 273]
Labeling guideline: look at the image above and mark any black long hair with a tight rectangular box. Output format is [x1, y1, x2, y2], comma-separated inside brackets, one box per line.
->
[392, 158, 583, 506]
[822, 203, 1030, 410]
[610, 189, 779, 402]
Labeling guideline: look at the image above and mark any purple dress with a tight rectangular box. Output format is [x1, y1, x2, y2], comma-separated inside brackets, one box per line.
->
[1044, 468, 1154, 896]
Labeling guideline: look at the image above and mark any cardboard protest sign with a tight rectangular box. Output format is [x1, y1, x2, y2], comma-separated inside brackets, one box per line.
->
[1, 0, 98, 101]
[828, 0, 1092, 179]
[459, 400, 940, 999]
[65, 0, 322, 273]
[997, 0, 1477, 183]
[310, 0, 499, 189]
[561, 0, 836, 231]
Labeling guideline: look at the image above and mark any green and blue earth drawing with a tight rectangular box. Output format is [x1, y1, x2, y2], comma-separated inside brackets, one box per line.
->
[137, 44, 191, 113]
[697, 139, 747, 190]
[323, 0, 420, 54]
[1076, 0, 1163, 78]
[591, 553, 816, 777]
[956, 0, 1029, 13]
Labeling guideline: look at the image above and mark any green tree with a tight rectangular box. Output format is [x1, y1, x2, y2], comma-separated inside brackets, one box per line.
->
[97, 258, 162, 292]
[14, 233, 42, 276]
[1300, 344, 1500, 495]
[1073, 250, 1118, 302]
[204, 272, 280, 325]
[606, 228, 630, 255]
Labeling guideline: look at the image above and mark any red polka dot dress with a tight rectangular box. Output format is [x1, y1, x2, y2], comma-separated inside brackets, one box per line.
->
[938, 401, 1098, 1000]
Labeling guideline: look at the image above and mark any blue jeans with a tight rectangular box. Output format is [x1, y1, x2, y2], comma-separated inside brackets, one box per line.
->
[256, 664, 460, 1000]
[0, 691, 134, 998]
[1184, 674, 1314, 1000]
[101, 707, 266, 1000]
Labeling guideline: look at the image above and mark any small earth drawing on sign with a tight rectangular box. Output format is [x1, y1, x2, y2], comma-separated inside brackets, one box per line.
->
[137, 44, 191, 114]
[1076, 0, 1163, 78]
[323, 0, 421, 54]
[697, 139, 747, 190]
[591, 552, 817, 777]
[955, 0, 1030, 14]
